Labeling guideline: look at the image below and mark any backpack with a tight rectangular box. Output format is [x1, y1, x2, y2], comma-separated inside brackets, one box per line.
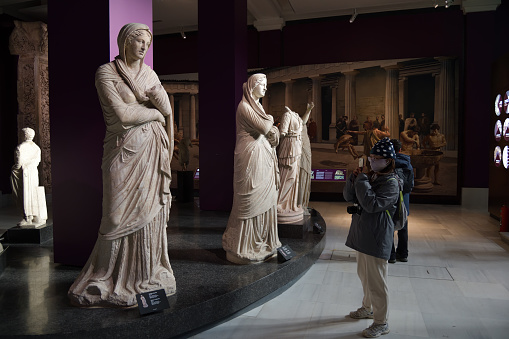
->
[386, 176, 408, 231]
[394, 167, 413, 194]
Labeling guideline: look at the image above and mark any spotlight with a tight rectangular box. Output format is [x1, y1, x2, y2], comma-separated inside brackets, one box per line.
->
[434, 0, 438, 8]
[445, 0, 453, 8]
[349, 8, 358, 23]
[180, 27, 186, 39]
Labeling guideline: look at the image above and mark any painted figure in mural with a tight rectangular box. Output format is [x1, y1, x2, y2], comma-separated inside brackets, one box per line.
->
[222, 73, 281, 264]
[335, 115, 348, 139]
[400, 129, 420, 152]
[10, 127, 47, 227]
[347, 127, 390, 170]
[423, 123, 447, 185]
[404, 113, 418, 131]
[307, 117, 317, 142]
[177, 137, 192, 171]
[348, 115, 360, 145]
[298, 103, 315, 215]
[68, 23, 176, 307]
[398, 114, 405, 135]
[335, 134, 360, 160]
[277, 104, 313, 223]
[373, 115, 381, 130]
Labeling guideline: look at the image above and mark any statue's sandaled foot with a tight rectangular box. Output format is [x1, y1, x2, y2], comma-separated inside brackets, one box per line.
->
[18, 219, 31, 226]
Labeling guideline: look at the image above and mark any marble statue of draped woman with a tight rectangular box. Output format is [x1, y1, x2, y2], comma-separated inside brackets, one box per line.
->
[68, 23, 176, 307]
[222, 73, 281, 264]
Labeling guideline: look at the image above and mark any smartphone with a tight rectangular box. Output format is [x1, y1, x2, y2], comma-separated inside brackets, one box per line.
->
[358, 157, 364, 169]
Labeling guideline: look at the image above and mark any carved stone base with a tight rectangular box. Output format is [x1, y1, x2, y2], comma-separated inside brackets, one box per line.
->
[226, 251, 276, 265]
[6, 223, 53, 244]
[277, 207, 304, 224]
[278, 214, 315, 239]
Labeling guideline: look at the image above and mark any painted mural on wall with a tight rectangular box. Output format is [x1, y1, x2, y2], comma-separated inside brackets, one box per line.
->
[261, 57, 458, 199]
[162, 56, 459, 200]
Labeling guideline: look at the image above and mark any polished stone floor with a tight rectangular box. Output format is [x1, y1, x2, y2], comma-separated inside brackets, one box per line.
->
[1, 200, 508, 338]
[0, 199, 325, 338]
[192, 201, 509, 339]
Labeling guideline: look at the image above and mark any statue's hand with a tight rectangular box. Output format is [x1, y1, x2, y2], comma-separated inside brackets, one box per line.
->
[155, 112, 166, 126]
[266, 126, 280, 147]
[307, 102, 315, 111]
[145, 84, 162, 98]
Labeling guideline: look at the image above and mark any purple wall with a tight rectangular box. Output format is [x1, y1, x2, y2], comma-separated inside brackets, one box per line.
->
[197, 0, 247, 211]
[154, 31, 198, 75]
[463, 11, 496, 188]
[282, 9, 464, 66]
[50, 0, 152, 266]
[0, 15, 18, 194]
[109, 0, 153, 66]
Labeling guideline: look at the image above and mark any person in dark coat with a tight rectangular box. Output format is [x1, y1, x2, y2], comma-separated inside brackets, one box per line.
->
[389, 139, 414, 263]
[343, 137, 399, 338]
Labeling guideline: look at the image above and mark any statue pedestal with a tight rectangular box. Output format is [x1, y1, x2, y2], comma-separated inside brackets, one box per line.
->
[278, 214, 313, 239]
[0, 246, 7, 276]
[6, 223, 53, 244]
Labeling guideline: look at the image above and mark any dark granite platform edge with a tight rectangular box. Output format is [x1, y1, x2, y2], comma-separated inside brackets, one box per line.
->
[0, 246, 7, 276]
[0, 212, 326, 339]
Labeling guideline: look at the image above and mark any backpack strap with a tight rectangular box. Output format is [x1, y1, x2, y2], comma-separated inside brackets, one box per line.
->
[385, 177, 401, 218]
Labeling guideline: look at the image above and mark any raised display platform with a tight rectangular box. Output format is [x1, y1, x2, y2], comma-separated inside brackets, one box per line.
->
[6, 223, 53, 244]
[0, 200, 326, 338]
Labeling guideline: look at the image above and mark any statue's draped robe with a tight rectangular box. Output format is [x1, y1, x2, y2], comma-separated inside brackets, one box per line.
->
[222, 75, 281, 264]
[277, 110, 303, 214]
[11, 141, 41, 218]
[68, 25, 175, 306]
[298, 123, 311, 211]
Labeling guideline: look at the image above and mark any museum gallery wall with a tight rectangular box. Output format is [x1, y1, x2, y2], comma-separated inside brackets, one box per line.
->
[165, 57, 460, 203]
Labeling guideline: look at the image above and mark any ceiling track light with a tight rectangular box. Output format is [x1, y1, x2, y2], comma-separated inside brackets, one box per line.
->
[180, 27, 186, 39]
[349, 8, 358, 23]
[433, 0, 454, 8]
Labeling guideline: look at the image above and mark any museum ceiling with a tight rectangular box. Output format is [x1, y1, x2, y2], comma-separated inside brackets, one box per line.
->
[0, 0, 501, 36]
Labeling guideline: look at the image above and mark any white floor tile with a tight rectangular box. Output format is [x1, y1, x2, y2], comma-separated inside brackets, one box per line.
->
[193, 203, 509, 338]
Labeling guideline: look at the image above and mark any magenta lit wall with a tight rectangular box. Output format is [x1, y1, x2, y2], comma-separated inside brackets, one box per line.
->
[109, 0, 153, 67]
[50, 0, 153, 266]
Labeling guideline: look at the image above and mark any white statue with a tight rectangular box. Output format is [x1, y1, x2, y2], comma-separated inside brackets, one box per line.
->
[222, 73, 282, 264]
[277, 103, 313, 223]
[68, 23, 176, 307]
[10, 127, 47, 228]
[297, 103, 315, 215]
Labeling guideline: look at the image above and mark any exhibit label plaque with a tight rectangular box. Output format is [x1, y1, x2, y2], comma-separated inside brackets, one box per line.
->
[136, 289, 170, 316]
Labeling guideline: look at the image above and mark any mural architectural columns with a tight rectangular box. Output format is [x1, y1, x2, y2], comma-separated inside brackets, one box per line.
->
[190, 93, 197, 140]
[283, 79, 294, 108]
[398, 76, 408, 130]
[383, 65, 400, 138]
[310, 75, 323, 142]
[329, 85, 338, 142]
[9, 20, 51, 191]
[344, 70, 359, 123]
[162, 82, 199, 141]
[435, 56, 456, 151]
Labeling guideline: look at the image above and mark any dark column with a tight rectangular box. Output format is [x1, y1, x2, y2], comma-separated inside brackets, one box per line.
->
[49, 0, 152, 266]
[198, 0, 247, 210]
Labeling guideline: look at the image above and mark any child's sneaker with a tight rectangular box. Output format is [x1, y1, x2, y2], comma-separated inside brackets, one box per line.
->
[349, 307, 373, 319]
[362, 323, 390, 338]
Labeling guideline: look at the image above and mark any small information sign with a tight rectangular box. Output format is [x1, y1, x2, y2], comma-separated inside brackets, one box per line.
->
[311, 169, 346, 182]
[277, 244, 296, 262]
[136, 289, 170, 316]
